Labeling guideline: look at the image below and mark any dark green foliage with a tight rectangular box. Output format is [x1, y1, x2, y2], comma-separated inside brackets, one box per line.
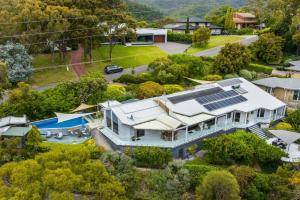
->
[115, 73, 154, 84]
[133, 147, 173, 168]
[287, 109, 300, 132]
[251, 33, 284, 64]
[184, 164, 218, 189]
[246, 63, 273, 75]
[205, 5, 233, 27]
[167, 32, 192, 43]
[245, 174, 271, 200]
[193, 26, 211, 47]
[213, 43, 251, 74]
[203, 130, 285, 166]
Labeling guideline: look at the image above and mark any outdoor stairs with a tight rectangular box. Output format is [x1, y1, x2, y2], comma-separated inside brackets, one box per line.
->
[248, 124, 268, 140]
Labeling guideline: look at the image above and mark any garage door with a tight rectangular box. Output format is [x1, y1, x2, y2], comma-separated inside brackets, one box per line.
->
[154, 35, 165, 43]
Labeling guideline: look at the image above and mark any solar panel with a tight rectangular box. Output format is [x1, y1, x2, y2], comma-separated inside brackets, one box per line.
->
[218, 78, 243, 87]
[196, 90, 239, 104]
[204, 96, 247, 111]
[234, 87, 248, 94]
[168, 87, 223, 104]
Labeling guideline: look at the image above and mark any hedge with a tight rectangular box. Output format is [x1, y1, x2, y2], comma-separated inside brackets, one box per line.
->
[167, 31, 192, 43]
[133, 147, 173, 169]
[246, 63, 273, 75]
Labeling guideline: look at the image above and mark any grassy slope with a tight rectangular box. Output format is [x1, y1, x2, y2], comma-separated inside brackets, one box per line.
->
[29, 53, 76, 87]
[187, 35, 243, 54]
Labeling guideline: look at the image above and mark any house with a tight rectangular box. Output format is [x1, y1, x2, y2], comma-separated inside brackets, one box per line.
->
[233, 12, 257, 30]
[163, 17, 223, 35]
[134, 28, 168, 44]
[0, 115, 31, 145]
[253, 77, 300, 109]
[99, 78, 286, 158]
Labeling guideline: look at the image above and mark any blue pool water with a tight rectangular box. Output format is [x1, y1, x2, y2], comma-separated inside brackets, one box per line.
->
[32, 117, 88, 129]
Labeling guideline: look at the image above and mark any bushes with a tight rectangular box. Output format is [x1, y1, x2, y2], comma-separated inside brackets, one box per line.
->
[136, 81, 165, 99]
[203, 74, 223, 81]
[167, 31, 192, 43]
[115, 73, 154, 84]
[185, 164, 218, 189]
[274, 122, 294, 131]
[287, 109, 300, 132]
[246, 63, 273, 75]
[163, 84, 184, 94]
[192, 27, 211, 47]
[239, 69, 257, 80]
[133, 147, 173, 168]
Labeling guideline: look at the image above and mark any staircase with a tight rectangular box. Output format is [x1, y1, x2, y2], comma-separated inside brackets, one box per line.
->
[248, 124, 268, 140]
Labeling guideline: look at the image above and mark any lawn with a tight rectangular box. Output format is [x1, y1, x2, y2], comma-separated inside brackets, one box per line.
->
[90, 45, 168, 68]
[187, 35, 243, 54]
[29, 53, 76, 87]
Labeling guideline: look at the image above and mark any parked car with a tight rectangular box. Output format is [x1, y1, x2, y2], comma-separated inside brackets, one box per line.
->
[104, 64, 124, 74]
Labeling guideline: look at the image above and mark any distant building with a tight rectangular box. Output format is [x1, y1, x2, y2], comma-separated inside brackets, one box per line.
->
[164, 17, 223, 35]
[253, 77, 300, 109]
[233, 12, 257, 30]
[135, 28, 168, 44]
[99, 78, 286, 158]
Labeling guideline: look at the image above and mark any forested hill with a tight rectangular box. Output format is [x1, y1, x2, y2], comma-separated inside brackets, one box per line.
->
[133, 0, 246, 18]
[126, 0, 164, 21]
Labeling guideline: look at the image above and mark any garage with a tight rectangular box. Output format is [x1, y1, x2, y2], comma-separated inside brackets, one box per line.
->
[154, 35, 166, 43]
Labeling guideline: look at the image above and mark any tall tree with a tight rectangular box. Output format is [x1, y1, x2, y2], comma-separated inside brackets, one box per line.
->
[185, 16, 190, 34]
[224, 7, 235, 30]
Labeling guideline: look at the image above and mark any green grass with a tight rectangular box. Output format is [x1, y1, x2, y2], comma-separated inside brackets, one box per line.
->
[29, 53, 76, 87]
[90, 45, 168, 68]
[187, 36, 243, 54]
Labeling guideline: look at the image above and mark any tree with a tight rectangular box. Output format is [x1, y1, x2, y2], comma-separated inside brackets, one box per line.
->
[25, 127, 43, 155]
[0, 42, 34, 83]
[251, 33, 284, 64]
[287, 109, 300, 132]
[0, 62, 10, 99]
[205, 6, 233, 27]
[103, 84, 128, 102]
[196, 170, 241, 200]
[224, 7, 235, 30]
[293, 31, 300, 55]
[135, 81, 165, 99]
[193, 26, 211, 47]
[185, 16, 190, 34]
[213, 43, 251, 74]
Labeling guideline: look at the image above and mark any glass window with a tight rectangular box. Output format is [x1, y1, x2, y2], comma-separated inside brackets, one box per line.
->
[266, 87, 272, 94]
[234, 112, 241, 123]
[227, 112, 232, 119]
[112, 112, 119, 134]
[260, 109, 265, 118]
[106, 110, 112, 129]
[293, 90, 300, 100]
[137, 129, 145, 137]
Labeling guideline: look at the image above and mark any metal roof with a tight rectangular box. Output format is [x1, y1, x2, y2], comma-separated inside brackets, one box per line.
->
[0, 116, 27, 128]
[253, 77, 300, 90]
[0, 127, 31, 137]
[269, 130, 300, 144]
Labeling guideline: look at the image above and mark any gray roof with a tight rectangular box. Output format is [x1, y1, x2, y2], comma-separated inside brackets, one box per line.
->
[286, 66, 300, 72]
[269, 130, 300, 144]
[0, 127, 31, 137]
[177, 17, 209, 23]
[253, 77, 300, 90]
[0, 116, 27, 128]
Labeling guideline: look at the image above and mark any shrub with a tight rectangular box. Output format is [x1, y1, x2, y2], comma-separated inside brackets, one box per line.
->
[246, 63, 273, 75]
[115, 73, 154, 84]
[167, 31, 192, 43]
[239, 69, 257, 80]
[287, 109, 300, 132]
[233, 28, 254, 35]
[184, 164, 218, 189]
[274, 122, 294, 131]
[133, 147, 173, 168]
[203, 74, 223, 81]
[193, 27, 211, 47]
[136, 81, 165, 99]
[224, 74, 239, 79]
[163, 84, 184, 94]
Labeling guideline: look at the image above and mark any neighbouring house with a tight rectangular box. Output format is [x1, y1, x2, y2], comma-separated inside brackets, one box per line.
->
[253, 77, 300, 109]
[134, 28, 168, 44]
[99, 78, 286, 158]
[233, 12, 257, 30]
[164, 17, 223, 35]
[0, 115, 32, 145]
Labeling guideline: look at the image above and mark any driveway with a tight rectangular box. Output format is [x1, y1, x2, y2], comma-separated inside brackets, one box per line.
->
[194, 35, 258, 57]
[154, 42, 190, 54]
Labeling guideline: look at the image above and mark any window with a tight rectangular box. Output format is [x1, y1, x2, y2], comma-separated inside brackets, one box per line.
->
[234, 112, 241, 123]
[137, 129, 145, 137]
[112, 112, 119, 134]
[260, 109, 265, 118]
[293, 90, 300, 100]
[266, 87, 272, 94]
[106, 110, 112, 129]
[227, 112, 232, 119]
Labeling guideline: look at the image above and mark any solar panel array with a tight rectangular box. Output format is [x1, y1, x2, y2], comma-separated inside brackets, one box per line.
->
[234, 87, 248, 94]
[218, 78, 243, 87]
[168, 87, 223, 104]
[196, 90, 239, 105]
[204, 96, 247, 111]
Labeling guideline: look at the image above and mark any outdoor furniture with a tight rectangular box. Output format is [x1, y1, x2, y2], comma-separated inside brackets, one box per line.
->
[161, 131, 178, 141]
[55, 132, 63, 139]
[46, 131, 52, 138]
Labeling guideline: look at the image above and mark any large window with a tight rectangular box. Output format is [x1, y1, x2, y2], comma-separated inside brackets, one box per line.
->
[106, 110, 112, 129]
[137, 129, 145, 137]
[234, 112, 241, 123]
[112, 112, 119, 134]
[293, 90, 300, 101]
[257, 109, 265, 118]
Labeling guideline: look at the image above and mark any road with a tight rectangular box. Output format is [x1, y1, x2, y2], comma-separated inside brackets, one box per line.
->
[193, 35, 258, 57]
[104, 65, 148, 83]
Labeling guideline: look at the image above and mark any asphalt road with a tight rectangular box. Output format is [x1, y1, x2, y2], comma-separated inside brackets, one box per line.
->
[193, 35, 258, 57]
[104, 65, 148, 83]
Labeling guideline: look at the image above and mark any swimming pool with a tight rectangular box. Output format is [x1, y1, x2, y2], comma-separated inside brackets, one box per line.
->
[32, 117, 88, 129]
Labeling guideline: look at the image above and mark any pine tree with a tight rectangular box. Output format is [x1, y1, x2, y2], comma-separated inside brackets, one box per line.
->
[224, 8, 235, 30]
[185, 16, 190, 34]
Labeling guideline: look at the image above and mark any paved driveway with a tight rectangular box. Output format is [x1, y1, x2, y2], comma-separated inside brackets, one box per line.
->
[194, 35, 258, 57]
[154, 42, 191, 54]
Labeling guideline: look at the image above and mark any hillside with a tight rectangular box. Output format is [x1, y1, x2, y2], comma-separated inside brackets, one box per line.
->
[126, 0, 164, 21]
[133, 0, 245, 18]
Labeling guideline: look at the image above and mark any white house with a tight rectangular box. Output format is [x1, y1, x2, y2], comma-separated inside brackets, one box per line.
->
[99, 78, 286, 158]
[135, 28, 168, 44]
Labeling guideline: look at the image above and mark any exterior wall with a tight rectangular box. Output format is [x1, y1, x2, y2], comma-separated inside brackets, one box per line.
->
[211, 29, 222, 35]
[118, 122, 133, 140]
